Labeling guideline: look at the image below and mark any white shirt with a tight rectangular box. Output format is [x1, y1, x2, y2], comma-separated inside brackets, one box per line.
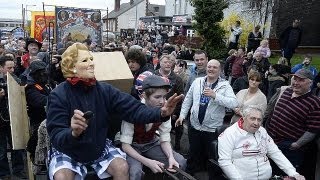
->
[218, 120, 298, 180]
[229, 26, 242, 43]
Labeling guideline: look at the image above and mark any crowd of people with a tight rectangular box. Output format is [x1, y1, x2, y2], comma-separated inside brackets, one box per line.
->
[0, 17, 319, 180]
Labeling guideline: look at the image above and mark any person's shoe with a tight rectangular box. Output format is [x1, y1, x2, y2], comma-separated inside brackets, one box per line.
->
[13, 171, 28, 179]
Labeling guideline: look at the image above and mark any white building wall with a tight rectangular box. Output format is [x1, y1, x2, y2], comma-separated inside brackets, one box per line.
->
[165, 0, 194, 16]
[117, 1, 146, 31]
[165, 0, 175, 16]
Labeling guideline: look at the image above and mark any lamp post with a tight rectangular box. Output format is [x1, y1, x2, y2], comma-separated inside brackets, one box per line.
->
[106, 7, 109, 44]
[25, 4, 36, 37]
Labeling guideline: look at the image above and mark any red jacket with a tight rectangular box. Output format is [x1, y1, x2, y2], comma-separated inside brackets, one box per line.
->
[21, 53, 30, 68]
[231, 56, 245, 78]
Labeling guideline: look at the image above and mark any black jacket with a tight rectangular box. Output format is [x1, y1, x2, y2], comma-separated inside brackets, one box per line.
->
[25, 83, 51, 126]
[46, 81, 167, 163]
[279, 26, 302, 49]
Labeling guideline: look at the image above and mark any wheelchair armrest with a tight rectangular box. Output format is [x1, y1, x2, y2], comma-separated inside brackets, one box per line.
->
[215, 125, 229, 138]
[208, 140, 219, 160]
[208, 158, 223, 178]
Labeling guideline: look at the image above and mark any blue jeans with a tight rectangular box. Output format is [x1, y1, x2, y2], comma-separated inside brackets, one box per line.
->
[0, 125, 24, 176]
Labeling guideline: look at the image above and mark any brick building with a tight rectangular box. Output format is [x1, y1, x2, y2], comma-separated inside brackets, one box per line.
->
[270, 0, 320, 47]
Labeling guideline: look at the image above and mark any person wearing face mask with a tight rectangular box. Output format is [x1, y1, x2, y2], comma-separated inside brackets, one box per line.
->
[25, 60, 51, 163]
[46, 43, 183, 180]
[218, 105, 305, 180]
[291, 54, 318, 79]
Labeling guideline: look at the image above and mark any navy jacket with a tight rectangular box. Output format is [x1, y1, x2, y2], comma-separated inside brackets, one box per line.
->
[46, 81, 166, 163]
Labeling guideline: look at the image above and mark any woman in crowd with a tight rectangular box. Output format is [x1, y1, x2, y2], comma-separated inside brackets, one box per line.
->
[230, 70, 267, 124]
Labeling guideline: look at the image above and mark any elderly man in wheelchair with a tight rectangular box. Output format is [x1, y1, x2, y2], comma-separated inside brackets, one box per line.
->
[209, 105, 305, 180]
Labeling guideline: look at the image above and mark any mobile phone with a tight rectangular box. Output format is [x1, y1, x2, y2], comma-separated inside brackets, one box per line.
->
[83, 111, 94, 123]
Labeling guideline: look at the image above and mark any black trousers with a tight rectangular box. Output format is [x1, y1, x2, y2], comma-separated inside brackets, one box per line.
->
[186, 127, 217, 174]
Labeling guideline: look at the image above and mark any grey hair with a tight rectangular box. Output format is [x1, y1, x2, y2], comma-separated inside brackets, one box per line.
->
[241, 105, 264, 118]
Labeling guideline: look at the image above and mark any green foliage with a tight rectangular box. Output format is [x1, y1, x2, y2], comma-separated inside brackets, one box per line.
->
[190, 0, 229, 59]
[220, 12, 254, 48]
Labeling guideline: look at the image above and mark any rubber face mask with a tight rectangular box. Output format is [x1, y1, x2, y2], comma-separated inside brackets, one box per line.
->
[74, 49, 95, 79]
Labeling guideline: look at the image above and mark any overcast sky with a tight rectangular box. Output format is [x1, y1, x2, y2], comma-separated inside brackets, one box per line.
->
[0, 0, 166, 19]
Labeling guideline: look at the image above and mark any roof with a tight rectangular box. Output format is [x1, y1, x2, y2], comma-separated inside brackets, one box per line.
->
[0, 27, 20, 32]
[102, 0, 144, 19]
[0, 18, 23, 23]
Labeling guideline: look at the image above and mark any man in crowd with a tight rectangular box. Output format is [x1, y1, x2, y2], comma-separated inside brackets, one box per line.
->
[0, 56, 25, 179]
[20, 38, 42, 85]
[291, 54, 318, 79]
[219, 105, 305, 180]
[184, 45, 195, 61]
[21, 38, 42, 69]
[266, 69, 320, 177]
[176, 60, 238, 175]
[279, 19, 303, 66]
[229, 47, 246, 85]
[125, 48, 153, 100]
[155, 55, 184, 150]
[185, 50, 208, 93]
[228, 20, 242, 50]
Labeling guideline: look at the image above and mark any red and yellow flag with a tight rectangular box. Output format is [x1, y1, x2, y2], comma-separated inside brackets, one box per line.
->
[30, 11, 55, 42]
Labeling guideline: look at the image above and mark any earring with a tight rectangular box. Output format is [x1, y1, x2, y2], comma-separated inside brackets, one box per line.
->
[73, 69, 77, 74]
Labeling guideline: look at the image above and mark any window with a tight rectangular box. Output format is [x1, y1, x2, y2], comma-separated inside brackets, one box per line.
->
[242, 0, 261, 11]
[154, 7, 159, 12]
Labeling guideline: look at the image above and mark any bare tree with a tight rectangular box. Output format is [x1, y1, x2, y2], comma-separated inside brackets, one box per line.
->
[227, 0, 275, 36]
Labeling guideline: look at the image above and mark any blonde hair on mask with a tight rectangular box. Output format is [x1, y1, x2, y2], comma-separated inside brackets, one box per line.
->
[61, 42, 89, 78]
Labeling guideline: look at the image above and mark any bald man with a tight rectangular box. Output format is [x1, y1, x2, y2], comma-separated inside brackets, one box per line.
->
[176, 59, 238, 175]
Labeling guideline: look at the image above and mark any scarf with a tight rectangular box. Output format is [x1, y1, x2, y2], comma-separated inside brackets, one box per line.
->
[67, 77, 96, 86]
